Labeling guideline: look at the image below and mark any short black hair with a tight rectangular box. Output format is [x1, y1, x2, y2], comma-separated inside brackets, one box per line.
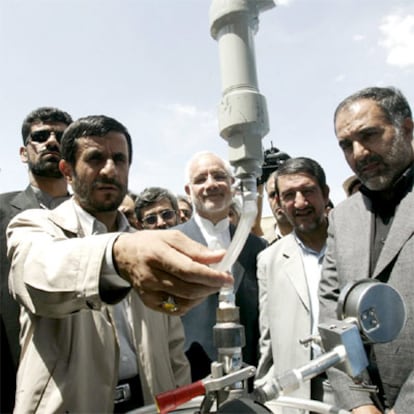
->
[60, 115, 133, 166]
[21, 107, 73, 144]
[275, 157, 327, 196]
[135, 187, 179, 221]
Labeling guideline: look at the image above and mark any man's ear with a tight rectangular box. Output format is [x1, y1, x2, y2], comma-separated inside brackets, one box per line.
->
[184, 184, 191, 196]
[324, 185, 330, 204]
[19, 146, 28, 163]
[59, 159, 73, 184]
[403, 117, 414, 141]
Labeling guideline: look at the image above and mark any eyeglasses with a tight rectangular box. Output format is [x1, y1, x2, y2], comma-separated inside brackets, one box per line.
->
[28, 129, 64, 144]
[141, 210, 177, 226]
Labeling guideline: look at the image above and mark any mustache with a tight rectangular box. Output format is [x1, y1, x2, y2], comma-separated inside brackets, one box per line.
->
[204, 188, 222, 196]
[355, 154, 383, 171]
[92, 178, 124, 190]
[294, 206, 313, 215]
[38, 144, 61, 155]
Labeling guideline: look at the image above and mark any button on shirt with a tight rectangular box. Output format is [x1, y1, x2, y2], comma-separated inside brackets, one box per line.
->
[73, 202, 139, 381]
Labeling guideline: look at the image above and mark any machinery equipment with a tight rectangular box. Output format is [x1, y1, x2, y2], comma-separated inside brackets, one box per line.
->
[147, 279, 406, 414]
[253, 279, 406, 405]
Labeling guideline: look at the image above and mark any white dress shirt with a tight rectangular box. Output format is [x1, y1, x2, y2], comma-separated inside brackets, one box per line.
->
[194, 212, 231, 250]
[73, 202, 138, 380]
[294, 232, 326, 356]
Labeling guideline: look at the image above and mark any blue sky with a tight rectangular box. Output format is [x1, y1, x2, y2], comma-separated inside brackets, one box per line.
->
[1, 0, 413, 216]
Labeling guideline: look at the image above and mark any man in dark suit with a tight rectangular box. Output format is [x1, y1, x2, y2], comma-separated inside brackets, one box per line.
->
[319, 87, 414, 414]
[175, 151, 267, 382]
[0, 107, 72, 412]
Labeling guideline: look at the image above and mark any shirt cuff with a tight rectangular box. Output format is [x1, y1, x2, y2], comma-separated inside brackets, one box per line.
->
[99, 233, 131, 304]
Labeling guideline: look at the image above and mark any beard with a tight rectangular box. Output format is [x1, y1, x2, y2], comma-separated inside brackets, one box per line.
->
[288, 205, 327, 235]
[192, 196, 231, 221]
[72, 176, 127, 213]
[356, 128, 413, 191]
[29, 158, 63, 179]
[295, 219, 320, 234]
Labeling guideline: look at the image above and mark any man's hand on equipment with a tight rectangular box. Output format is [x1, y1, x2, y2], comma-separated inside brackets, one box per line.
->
[113, 230, 233, 315]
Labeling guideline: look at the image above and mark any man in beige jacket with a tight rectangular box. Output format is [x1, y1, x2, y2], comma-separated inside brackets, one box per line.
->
[7, 115, 232, 413]
[255, 157, 332, 413]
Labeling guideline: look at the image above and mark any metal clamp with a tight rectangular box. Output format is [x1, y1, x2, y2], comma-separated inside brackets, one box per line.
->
[203, 365, 256, 392]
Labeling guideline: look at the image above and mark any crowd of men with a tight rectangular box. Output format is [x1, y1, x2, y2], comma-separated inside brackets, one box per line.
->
[0, 86, 413, 414]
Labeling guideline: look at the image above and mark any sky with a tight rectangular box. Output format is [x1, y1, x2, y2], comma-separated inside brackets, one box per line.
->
[1, 0, 413, 217]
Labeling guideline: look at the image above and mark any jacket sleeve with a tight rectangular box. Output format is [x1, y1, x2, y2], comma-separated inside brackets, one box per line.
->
[7, 209, 129, 317]
[394, 369, 414, 413]
[319, 213, 374, 410]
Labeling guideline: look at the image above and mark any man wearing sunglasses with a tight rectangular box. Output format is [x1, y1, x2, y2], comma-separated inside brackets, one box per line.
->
[0, 106, 73, 412]
[135, 186, 180, 230]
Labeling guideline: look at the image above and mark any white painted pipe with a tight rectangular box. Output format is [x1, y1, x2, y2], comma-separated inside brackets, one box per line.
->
[209, 0, 274, 178]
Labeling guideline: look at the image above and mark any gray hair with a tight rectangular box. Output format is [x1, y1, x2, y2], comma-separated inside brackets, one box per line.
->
[184, 151, 234, 183]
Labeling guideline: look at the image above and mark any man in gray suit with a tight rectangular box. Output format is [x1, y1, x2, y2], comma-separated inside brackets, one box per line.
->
[255, 157, 331, 413]
[319, 86, 414, 414]
[175, 151, 267, 383]
[0, 107, 72, 412]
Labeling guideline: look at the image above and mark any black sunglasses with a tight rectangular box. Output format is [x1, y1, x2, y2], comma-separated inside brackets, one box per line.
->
[28, 129, 64, 144]
[142, 210, 176, 226]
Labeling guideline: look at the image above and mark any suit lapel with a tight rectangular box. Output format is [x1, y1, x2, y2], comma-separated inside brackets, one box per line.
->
[48, 199, 83, 236]
[282, 236, 310, 311]
[183, 219, 207, 246]
[373, 189, 414, 278]
[10, 186, 39, 212]
[348, 194, 373, 279]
